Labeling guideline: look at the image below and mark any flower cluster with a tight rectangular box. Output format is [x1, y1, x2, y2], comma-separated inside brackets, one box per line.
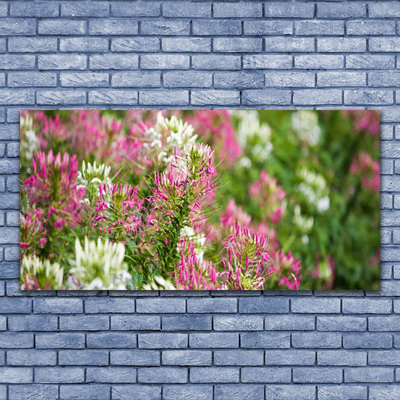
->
[350, 151, 380, 192]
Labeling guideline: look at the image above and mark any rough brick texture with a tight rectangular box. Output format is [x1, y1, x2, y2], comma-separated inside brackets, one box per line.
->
[0, 1, 398, 398]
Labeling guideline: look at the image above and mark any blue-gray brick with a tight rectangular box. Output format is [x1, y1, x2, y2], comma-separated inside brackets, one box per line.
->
[190, 367, 239, 383]
[266, 350, 315, 365]
[112, 38, 159, 52]
[111, 2, 160, 17]
[214, 315, 263, 331]
[346, 55, 395, 69]
[265, 2, 314, 18]
[214, 38, 262, 53]
[214, 349, 263, 366]
[318, 38, 366, 53]
[292, 332, 341, 349]
[162, 315, 211, 331]
[60, 315, 109, 331]
[8, 315, 57, 331]
[10, 2, 59, 17]
[369, 2, 400, 18]
[139, 333, 187, 349]
[139, 90, 188, 106]
[295, 55, 344, 70]
[0, 367, 32, 383]
[39, 19, 86, 35]
[37, 90, 86, 105]
[9, 37, 57, 53]
[265, 315, 315, 331]
[343, 299, 392, 314]
[265, 385, 316, 400]
[36, 333, 85, 349]
[162, 350, 211, 366]
[87, 332, 137, 348]
[162, 38, 210, 52]
[193, 20, 241, 36]
[345, 90, 393, 106]
[318, 350, 366, 366]
[214, 3, 262, 18]
[189, 332, 239, 348]
[112, 385, 161, 400]
[0, 19, 36, 35]
[85, 298, 135, 313]
[0, 54, 35, 70]
[293, 367, 342, 383]
[0, 332, 33, 348]
[163, 385, 212, 400]
[369, 350, 400, 366]
[318, 385, 367, 400]
[7, 349, 56, 366]
[60, 72, 109, 88]
[60, 385, 110, 400]
[292, 298, 341, 313]
[90, 54, 138, 70]
[239, 297, 289, 313]
[241, 332, 290, 349]
[318, 3, 366, 19]
[141, 54, 189, 70]
[242, 367, 291, 383]
[343, 333, 392, 349]
[35, 367, 84, 383]
[163, 2, 210, 18]
[215, 385, 264, 400]
[61, 2, 110, 17]
[347, 20, 395, 36]
[317, 316, 366, 331]
[192, 55, 241, 70]
[318, 71, 366, 87]
[243, 90, 291, 106]
[110, 350, 159, 366]
[86, 367, 136, 383]
[9, 385, 58, 400]
[60, 38, 108, 52]
[90, 19, 138, 35]
[163, 71, 211, 88]
[38, 54, 87, 70]
[191, 90, 240, 106]
[244, 21, 293, 36]
[111, 315, 160, 330]
[141, 20, 189, 36]
[295, 20, 344, 36]
[59, 350, 109, 366]
[345, 367, 393, 383]
[266, 72, 314, 88]
[138, 367, 187, 383]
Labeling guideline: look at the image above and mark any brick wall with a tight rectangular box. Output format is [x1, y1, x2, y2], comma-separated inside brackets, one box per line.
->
[1, 1, 399, 399]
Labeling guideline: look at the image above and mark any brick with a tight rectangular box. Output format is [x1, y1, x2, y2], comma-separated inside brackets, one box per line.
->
[138, 367, 187, 383]
[162, 38, 210, 52]
[87, 332, 137, 348]
[346, 89, 393, 105]
[317, 316, 366, 331]
[343, 333, 392, 349]
[370, 38, 400, 52]
[86, 367, 136, 383]
[59, 350, 109, 366]
[162, 350, 211, 366]
[265, 315, 315, 331]
[112, 38, 159, 53]
[193, 20, 241, 36]
[318, 71, 366, 87]
[318, 38, 366, 53]
[242, 367, 291, 383]
[214, 315, 263, 331]
[187, 298, 237, 313]
[0, 297, 31, 313]
[141, 54, 189, 69]
[318, 386, 367, 400]
[60, 72, 109, 88]
[381, 161, 393, 176]
[7, 349, 56, 366]
[0, 332, 33, 348]
[0, 367, 32, 383]
[292, 333, 341, 349]
[369, 316, 400, 331]
[295, 20, 344, 36]
[239, 297, 289, 313]
[214, 3, 262, 18]
[110, 350, 159, 366]
[163, 71, 211, 88]
[90, 54, 138, 70]
[370, 71, 400, 87]
[10, 72, 56, 89]
[8, 315, 57, 331]
[163, 2, 210, 18]
[190, 333, 238, 348]
[318, 350, 366, 366]
[163, 385, 212, 400]
[343, 299, 392, 314]
[243, 90, 291, 106]
[38, 54, 87, 70]
[346, 55, 395, 69]
[244, 21, 293, 36]
[141, 21, 189, 36]
[111, 315, 160, 330]
[293, 367, 342, 383]
[244, 55, 292, 70]
[33, 298, 82, 314]
[265, 385, 316, 400]
[215, 385, 264, 400]
[162, 315, 211, 331]
[0, 55, 35, 70]
[265, 350, 315, 365]
[241, 332, 290, 349]
[266, 72, 314, 88]
[112, 385, 161, 400]
[0, 19, 36, 35]
[369, 2, 400, 18]
[62, 2, 109, 17]
[85, 298, 135, 313]
[292, 298, 340, 313]
[317, 3, 366, 18]
[90, 19, 138, 35]
[60, 38, 108, 52]
[295, 55, 344, 69]
[265, 37, 314, 52]
[11, 2, 59, 17]
[192, 55, 241, 70]
[89, 90, 138, 105]
[347, 20, 395, 36]
[190, 367, 239, 383]
[214, 350, 264, 366]
[60, 315, 109, 331]
[112, 2, 160, 17]
[35, 367, 84, 383]
[9, 385, 58, 400]
[369, 350, 400, 365]
[139, 90, 188, 106]
[37, 90, 86, 105]
[9, 37, 57, 53]
[265, 2, 314, 18]
[191, 90, 240, 106]
[39, 19, 86, 35]
[139, 333, 187, 349]
[60, 385, 110, 400]
[345, 367, 393, 383]
[214, 38, 262, 53]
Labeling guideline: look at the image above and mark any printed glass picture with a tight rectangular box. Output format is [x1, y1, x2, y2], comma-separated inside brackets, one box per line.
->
[20, 110, 380, 290]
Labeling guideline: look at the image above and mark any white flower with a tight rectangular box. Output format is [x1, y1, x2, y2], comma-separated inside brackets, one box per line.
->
[294, 205, 314, 232]
[179, 226, 206, 262]
[317, 196, 330, 213]
[292, 111, 321, 146]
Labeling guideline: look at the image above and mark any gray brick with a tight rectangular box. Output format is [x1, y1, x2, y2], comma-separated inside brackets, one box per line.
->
[111, 38, 160, 52]
[0, 3, 7, 17]
[214, 315, 263, 331]
[265, 37, 314, 52]
[87, 332, 136, 348]
[193, 20, 241, 36]
[265, 315, 315, 331]
[38, 54, 87, 70]
[370, 386, 400, 400]
[89, 90, 138, 105]
[214, 38, 262, 53]
[244, 55, 292, 70]
[343, 299, 392, 314]
[39, 19, 86, 35]
[11, 2, 59, 17]
[37, 90, 86, 105]
[163, 385, 212, 400]
[162, 315, 211, 331]
[192, 54, 241, 70]
[112, 71, 160, 88]
[162, 38, 210, 52]
[141, 20, 189, 36]
[112, 2, 160, 17]
[244, 21, 293, 36]
[9, 385, 58, 400]
[111, 350, 159, 366]
[318, 3, 366, 18]
[139, 333, 187, 349]
[190, 367, 239, 383]
[292, 333, 341, 349]
[8, 315, 57, 331]
[345, 367, 393, 383]
[265, 2, 314, 18]
[60, 385, 110, 400]
[6, 143, 18, 158]
[9, 72, 56, 88]
[33, 298, 83, 314]
[292, 298, 341, 313]
[35, 367, 84, 383]
[295, 20, 344, 36]
[215, 385, 264, 400]
[0, 19, 36, 35]
[369, 316, 400, 331]
[343, 333, 392, 349]
[214, 3, 262, 18]
[370, 38, 400, 53]
[346, 55, 395, 69]
[265, 350, 315, 366]
[90, 54, 138, 70]
[0, 367, 32, 383]
[318, 350, 366, 366]
[266, 72, 315, 88]
[242, 367, 291, 383]
[239, 297, 289, 313]
[243, 89, 291, 106]
[61, 2, 110, 17]
[60, 315, 109, 331]
[191, 90, 240, 106]
[162, 350, 211, 366]
[265, 385, 316, 400]
[112, 385, 161, 400]
[9, 37, 57, 53]
[163, 2, 211, 18]
[370, 71, 400, 87]
[187, 298, 237, 313]
[140, 90, 188, 106]
[163, 71, 211, 88]
[370, 2, 400, 18]
[295, 55, 344, 69]
[317, 316, 366, 331]
[347, 20, 395, 36]
[85, 298, 135, 313]
[111, 315, 160, 330]
[0, 55, 35, 70]
[345, 90, 393, 105]
[60, 72, 109, 88]
[369, 350, 400, 366]
[86, 367, 136, 383]
[318, 38, 366, 53]
[0, 332, 33, 348]
[141, 54, 189, 69]
[60, 38, 108, 52]
[318, 385, 367, 400]
[0, 297, 31, 313]
[241, 332, 290, 349]
[138, 367, 187, 383]
[7, 349, 56, 366]
[214, 350, 264, 366]
[90, 19, 138, 35]
[59, 350, 109, 366]
[293, 367, 342, 383]
[190, 333, 239, 348]
[318, 71, 366, 87]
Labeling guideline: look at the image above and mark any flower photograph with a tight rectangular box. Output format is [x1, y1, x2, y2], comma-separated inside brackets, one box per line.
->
[20, 110, 380, 291]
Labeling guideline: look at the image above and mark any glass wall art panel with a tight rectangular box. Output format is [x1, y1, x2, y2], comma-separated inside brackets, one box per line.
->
[20, 110, 380, 290]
